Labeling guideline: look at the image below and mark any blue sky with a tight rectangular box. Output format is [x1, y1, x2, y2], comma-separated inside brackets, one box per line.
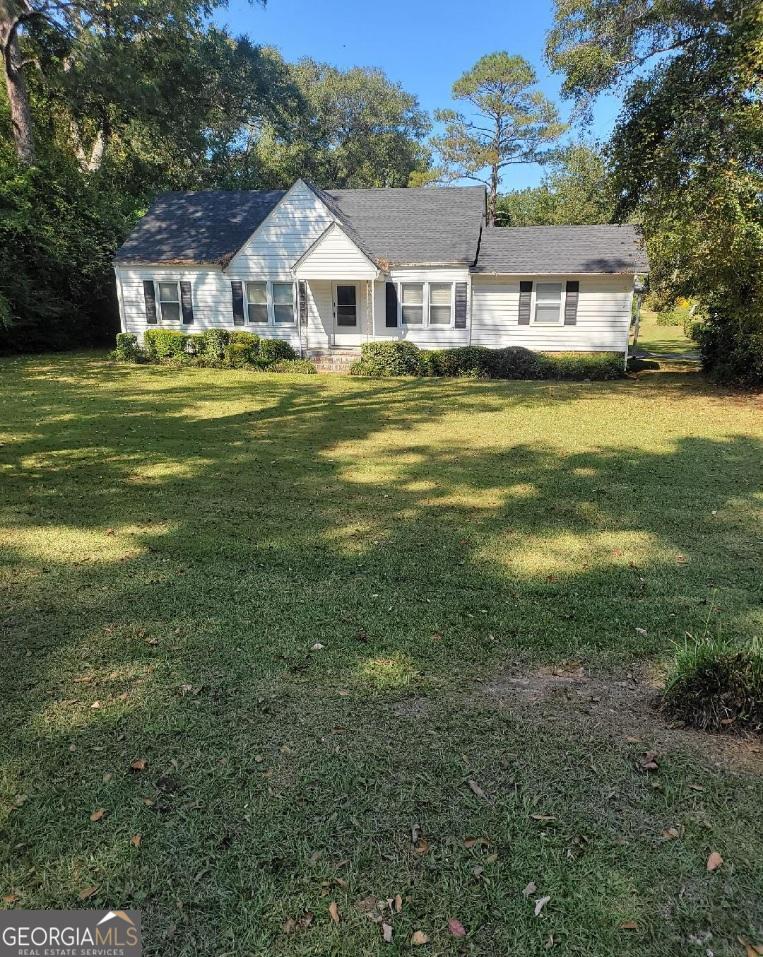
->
[217, 0, 621, 190]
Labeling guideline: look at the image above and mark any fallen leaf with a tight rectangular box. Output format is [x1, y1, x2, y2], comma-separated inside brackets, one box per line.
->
[381, 923, 393, 943]
[283, 918, 296, 935]
[130, 758, 148, 772]
[531, 814, 556, 822]
[534, 896, 551, 916]
[2, 895, 19, 904]
[102, 772, 113, 783]
[619, 921, 638, 930]
[328, 901, 340, 925]
[523, 881, 537, 898]
[78, 885, 98, 900]
[737, 936, 763, 957]
[89, 808, 106, 822]
[706, 851, 723, 872]
[130, 834, 142, 847]
[414, 837, 429, 855]
[298, 912, 314, 929]
[545, 932, 555, 949]
[311, 643, 325, 651]
[635, 627, 648, 636]
[394, 894, 403, 913]
[448, 917, 466, 938]
[463, 836, 489, 849]
[638, 752, 659, 772]
[355, 895, 377, 914]
[661, 827, 680, 841]
[411, 930, 430, 945]
[13, 794, 27, 807]
[688, 783, 705, 792]
[467, 779, 487, 800]
[90, 701, 101, 710]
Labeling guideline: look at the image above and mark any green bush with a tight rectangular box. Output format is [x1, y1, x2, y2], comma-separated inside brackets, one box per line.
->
[258, 338, 296, 365]
[662, 638, 763, 733]
[111, 332, 143, 363]
[536, 352, 624, 380]
[695, 316, 763, 387]
[425, 346, 495, 378]
[223, 331, 260, 368]
[143, 329, 187, 360]
[184, 333, 206, 357]
[655, 310, 686, 327]
[492, 346, 544, 379]
[269, 358, 317, 374]
[353, 340, 423, 376]
[202, 328, 231, 361]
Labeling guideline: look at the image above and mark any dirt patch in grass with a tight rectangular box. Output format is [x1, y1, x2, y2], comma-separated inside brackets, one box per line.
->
[478, 664, 763, 774]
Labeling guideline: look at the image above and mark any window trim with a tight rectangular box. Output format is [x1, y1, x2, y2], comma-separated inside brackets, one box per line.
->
[531, 281, 567, 326]
[157, 280, 182, 324]
[244, 279, 297, 328]
[398, 281, 457, 329]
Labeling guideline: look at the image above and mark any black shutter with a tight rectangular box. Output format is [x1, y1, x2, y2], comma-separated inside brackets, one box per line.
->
[298, 280, 308, 326]
[385, 282, 398, 327]
[564, 280, 579, 325]
[180, 281, 194, 325]
[143, 280, 157, 325]
[231, 280, 245, 326]
[454, 282, 468, 329]
[518, 281, 533, 325]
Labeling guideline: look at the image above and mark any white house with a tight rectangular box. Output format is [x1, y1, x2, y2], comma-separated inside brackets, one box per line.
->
[113, 178, 648, 360]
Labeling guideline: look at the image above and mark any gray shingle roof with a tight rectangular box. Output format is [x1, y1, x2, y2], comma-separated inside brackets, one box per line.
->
[114, 182, 486, 267]
[114, 190, 285, 265]
[473, 225, 648, 274]
[324, 186, 485, 266]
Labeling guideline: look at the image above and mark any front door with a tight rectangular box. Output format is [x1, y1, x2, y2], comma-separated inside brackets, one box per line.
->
[332, 283, 363, 346]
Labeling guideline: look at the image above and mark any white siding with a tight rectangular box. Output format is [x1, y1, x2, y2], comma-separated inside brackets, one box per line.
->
[371, 268, 472, 348]
[471, 275, 633, 353]
[116, 181, 335, 348]
[295, 225, 378, 280]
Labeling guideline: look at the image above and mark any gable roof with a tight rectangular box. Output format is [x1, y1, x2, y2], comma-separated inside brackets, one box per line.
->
[114, 190, 285, 266]
[292, 221, 379, 276]
[114, 182, 485, 268]
[473, 225, 648, 275]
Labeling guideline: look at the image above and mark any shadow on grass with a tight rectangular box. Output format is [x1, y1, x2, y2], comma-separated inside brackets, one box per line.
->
[1, 354, 762, 955]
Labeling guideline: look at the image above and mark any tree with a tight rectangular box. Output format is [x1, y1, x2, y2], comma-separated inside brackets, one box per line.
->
[255, 59, 431, 188]
[431, 52, 566, 223]
[547, 0, 763, 384]
[497, 142, 615, 225]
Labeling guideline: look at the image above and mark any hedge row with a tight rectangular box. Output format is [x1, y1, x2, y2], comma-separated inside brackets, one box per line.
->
[112, 330, 316, 373]
[349, 341, 624, 381]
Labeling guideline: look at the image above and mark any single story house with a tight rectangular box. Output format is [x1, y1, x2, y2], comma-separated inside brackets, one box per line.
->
[113, 178, 648, 360]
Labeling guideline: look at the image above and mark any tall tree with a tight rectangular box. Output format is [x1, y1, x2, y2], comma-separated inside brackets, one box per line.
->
[547, 0, 763, 384]
[497, 141, 615, 225]
[432, 52, 565, 223]
[255, 59, 431, 188]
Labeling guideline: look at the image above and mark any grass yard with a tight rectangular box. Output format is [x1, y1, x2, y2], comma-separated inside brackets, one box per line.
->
[1, 353, 762, 956]
[633, 308, 698, 358]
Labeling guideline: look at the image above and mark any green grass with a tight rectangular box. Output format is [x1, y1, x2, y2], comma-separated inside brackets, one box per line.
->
[1, 353, 762, 956]
[634, 308, 698, 357]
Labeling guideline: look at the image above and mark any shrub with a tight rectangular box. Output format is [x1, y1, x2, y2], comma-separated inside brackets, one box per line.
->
[184, 333, 206, 357]
[202, 328, 231, 361]
[426, 346, 495, 378]
[655, 309, 686, 327]
[269, 358, 317, 374]
[491, 346, 542, 379]
[111, 332, 143, 363]
[258, 338, 296, 365]
[223, 331, 260, 368]
[695, 316, 763, 388]
[143, 328, 187, 360]
[536, 352, 624, 381]
[356, 340, 423, 376]
[662, 638, 763, 733]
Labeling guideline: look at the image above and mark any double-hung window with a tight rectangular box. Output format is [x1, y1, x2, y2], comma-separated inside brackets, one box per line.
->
[158, 282, 181, 323]
[246, 282, 268, 324]
[428, 283, 452, 325]
[273, 282, 295, 324]
[533, 283, 563, 324]
[244, 281, 296, 326]
[401, 283, 424, 325]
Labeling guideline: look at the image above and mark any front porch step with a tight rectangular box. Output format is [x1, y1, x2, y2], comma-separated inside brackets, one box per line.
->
[307, 348, 361, 374]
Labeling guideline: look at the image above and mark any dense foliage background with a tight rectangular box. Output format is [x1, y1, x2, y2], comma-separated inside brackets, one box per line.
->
[1, 0, 761, 383]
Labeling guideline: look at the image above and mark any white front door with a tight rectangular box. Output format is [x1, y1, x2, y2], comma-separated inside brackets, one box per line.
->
[332, 282, 364, 347]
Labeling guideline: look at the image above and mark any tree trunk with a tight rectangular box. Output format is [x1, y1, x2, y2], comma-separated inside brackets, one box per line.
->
[0, 1, 35, 163]
[487, 163, 499, 225]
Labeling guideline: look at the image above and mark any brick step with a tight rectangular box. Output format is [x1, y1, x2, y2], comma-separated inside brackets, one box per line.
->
[308, 349, 361, 374]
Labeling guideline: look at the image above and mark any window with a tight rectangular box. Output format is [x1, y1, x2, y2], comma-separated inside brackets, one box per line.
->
[429, 283, 452, 325]
[273, 282, 295, 324]
[534, 282, 563, 324]
[336, 285, 357, 326]
[246, 282, 268, 324]
[401, 283, 424, 325]
[158, 281, 180, 322]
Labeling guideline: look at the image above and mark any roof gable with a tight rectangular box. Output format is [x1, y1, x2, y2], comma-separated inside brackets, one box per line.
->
[293, 222, 379, 278]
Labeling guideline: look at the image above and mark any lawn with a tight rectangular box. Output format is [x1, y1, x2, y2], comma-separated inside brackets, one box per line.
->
[1, 354, 762, 956]
[633, 308, 698, 358]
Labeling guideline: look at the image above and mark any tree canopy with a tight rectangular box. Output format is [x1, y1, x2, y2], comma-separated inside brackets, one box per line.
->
[432, 52, 566, 223]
